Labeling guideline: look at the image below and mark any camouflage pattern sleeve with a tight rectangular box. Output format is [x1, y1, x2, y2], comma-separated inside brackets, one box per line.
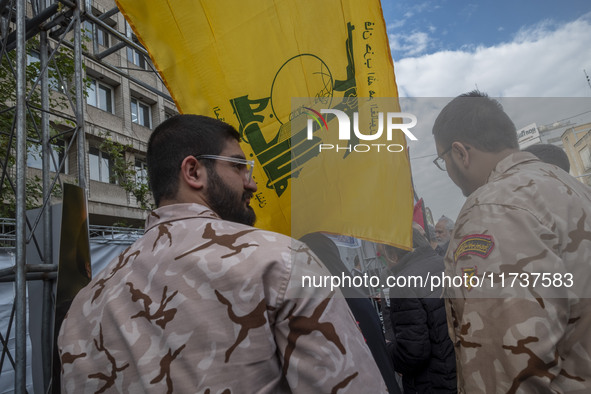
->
[444, 200, 591, 393]
[276, 241, 388, 393]
[57, 204, 388, 393]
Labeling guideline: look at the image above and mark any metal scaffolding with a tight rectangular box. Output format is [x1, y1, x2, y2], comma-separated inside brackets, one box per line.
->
[1, 1, 85, 392]
[0, 1, 163, 391]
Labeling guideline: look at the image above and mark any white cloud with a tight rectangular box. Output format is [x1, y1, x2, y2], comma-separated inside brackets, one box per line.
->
[409, 1, 433, 15]
[513, 19, 558, 43]
[387, 2, 433, 34]
[387, 20, 406, 30]
[392, 15, 591, 220]
[389, 31, 431, 57]
[394, 15, 591, 97]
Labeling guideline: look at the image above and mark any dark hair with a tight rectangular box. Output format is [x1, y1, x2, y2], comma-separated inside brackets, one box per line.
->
[147, 114, 240, 206]
[523, 143, 570, 172]
[433, 90, 518, 152]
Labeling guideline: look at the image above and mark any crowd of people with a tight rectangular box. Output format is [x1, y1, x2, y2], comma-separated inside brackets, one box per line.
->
[57, 91, 591, 393]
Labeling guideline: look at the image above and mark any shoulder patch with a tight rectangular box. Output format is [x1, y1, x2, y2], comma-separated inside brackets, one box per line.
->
[462, 266, 477, 291]
[453, 234, 494, 263]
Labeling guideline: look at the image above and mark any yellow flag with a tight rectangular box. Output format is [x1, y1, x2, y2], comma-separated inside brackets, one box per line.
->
[116, 0, 412, 248]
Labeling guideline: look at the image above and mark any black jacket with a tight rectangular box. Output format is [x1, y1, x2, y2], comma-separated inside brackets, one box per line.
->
[386, 246, 457, 393]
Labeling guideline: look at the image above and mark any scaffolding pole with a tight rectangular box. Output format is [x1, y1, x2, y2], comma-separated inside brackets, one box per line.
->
[40, 19, 54, 393]
[14, 0, 27, 391]
[74, 0, 86, 193]
[1, 0, 170, 390]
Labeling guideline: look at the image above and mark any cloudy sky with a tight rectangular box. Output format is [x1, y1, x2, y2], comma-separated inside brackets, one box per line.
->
[379, 0, 591, 222]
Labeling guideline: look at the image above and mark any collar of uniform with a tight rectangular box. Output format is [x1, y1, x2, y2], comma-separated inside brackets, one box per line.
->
[486, 151, 539, 184]
[144, 203, 220, 232]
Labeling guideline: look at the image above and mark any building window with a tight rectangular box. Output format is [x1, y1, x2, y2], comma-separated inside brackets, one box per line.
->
[135, 159, 148, 186]
[581, 147, 591, 170]
[83, 21, 92, 40]
[27, 51, 66, 93]
[97, 27, 109, 47]
[127, 47, 148, 69]
[131, 98, 151, 128]
[27, 140, 68, 173]
[87, 79, 114, 113]
[83, 21, 110, 47]
[89, 147, 114, 183]
[125, 21, 148, 69]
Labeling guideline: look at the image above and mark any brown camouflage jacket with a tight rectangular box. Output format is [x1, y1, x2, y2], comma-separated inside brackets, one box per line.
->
[58, 203, 387, 393]
[444, 152, 591, 393]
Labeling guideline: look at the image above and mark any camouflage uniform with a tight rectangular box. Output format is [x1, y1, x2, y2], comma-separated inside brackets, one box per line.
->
[444, 152, 591, 393]
[58, 203, 387, 393]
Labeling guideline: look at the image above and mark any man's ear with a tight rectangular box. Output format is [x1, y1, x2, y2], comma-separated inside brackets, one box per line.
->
[180, 155, 206, 190]
[451, 141, 471, 168]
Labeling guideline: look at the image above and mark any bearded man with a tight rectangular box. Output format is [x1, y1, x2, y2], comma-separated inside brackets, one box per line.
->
[58, 115, 386, 393]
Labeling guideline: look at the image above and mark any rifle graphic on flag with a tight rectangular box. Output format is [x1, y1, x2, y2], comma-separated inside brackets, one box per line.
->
[116, 0, 413, 248]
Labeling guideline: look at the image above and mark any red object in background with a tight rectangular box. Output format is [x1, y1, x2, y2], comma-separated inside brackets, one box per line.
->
[413, 198, 425, 229]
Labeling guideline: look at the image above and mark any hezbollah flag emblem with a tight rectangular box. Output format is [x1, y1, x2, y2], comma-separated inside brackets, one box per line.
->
[115, 0, 413, 249]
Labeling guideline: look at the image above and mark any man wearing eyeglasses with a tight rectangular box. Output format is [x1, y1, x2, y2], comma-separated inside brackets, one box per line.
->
[58, 114, 387, 393]
[432, 91, 591, 392]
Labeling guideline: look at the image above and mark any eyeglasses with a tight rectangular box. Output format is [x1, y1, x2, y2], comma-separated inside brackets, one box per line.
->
[433, 146, 452, 171]
[195, 154, 255, 182]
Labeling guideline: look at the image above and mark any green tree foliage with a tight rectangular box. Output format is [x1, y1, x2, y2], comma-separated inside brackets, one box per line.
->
[1, 35, 152, 219]
[0, 38, 78, 217]
[99, 133, 153, 211]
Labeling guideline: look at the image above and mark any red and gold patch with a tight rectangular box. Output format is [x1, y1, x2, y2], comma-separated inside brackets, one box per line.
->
[453, 234, 494, 263]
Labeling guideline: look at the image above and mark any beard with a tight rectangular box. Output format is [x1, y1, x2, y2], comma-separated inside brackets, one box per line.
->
[205, 168, 256, 226]
[447, 156, 472, 197]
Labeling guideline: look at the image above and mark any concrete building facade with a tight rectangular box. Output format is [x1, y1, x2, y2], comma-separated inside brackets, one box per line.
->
[25, 0, 177, 228]
[562, 122, 591, 186]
